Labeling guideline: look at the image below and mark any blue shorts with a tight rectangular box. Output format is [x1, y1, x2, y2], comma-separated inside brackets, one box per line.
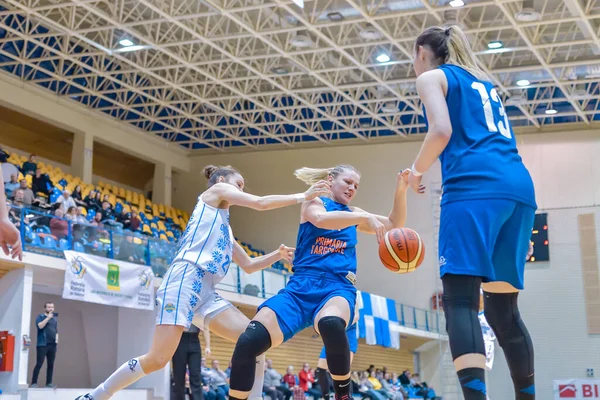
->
[319, 323, 358, 359]
[439, 199, 535, 290]
[259, 271, 357, 342]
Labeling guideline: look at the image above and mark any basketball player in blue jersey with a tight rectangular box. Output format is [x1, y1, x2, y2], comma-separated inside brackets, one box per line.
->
[228, 165, 420, 400]
[75, 165, 330, 400]
[407, 25, 537, 400]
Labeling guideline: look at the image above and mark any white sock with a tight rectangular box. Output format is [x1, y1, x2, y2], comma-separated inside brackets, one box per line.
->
[89, 358, 147, 400]
[248, 354, 265, 400]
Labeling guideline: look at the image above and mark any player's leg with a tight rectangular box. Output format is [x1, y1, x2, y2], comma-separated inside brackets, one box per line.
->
[77, 262, 193, 400]
[81, 325, 184, 400]
[438, 200, 512, 400]
[316, 354, 332, 399]
[204, 305, 266, 400]
[314, 296, 352, 400]
[483, 203, 536, 399]
[228, 306, 285, 400]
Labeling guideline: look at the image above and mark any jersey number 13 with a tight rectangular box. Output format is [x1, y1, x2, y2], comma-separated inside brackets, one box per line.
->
[471, 82, 512, 139]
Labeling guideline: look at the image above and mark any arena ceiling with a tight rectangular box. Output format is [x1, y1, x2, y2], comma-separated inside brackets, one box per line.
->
[0, 0, 599, 151]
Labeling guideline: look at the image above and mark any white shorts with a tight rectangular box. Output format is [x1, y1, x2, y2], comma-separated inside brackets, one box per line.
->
[155, 262, 233, 330]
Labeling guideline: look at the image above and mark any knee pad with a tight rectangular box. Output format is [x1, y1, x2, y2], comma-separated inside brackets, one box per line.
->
[230, 321, 272, 392]
[318, 316, 350, 376]
[483, 291, 534, 378]
[441, 274, 485, 360]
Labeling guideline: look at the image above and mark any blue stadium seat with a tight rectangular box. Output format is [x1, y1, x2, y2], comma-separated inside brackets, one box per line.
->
[58, 238, 69, 250]
[74, 241, 84, 252]
[43, 237, 57, 248]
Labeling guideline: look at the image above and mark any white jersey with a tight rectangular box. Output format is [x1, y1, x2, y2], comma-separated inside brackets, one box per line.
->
[156, 195, 235, 329]
[173, 195, 234, 282]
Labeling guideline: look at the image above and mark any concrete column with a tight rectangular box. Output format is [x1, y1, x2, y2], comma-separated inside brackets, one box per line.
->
[152, 162, 172, 206]
[71, 132, 94, 184]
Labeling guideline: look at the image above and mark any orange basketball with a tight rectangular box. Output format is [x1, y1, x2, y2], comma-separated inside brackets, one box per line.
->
[379, 227, 425, 274]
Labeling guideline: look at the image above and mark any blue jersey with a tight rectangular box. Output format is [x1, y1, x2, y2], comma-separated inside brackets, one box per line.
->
[292, 197, 358, 277]
[427, 64, 536, 209]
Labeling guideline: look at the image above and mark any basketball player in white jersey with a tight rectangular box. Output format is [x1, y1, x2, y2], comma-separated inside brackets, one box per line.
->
[76, 165, 330, 400]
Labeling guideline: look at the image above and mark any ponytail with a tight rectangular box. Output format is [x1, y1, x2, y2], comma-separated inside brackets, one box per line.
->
[415, 25, 487, 81]
[294, 164, 359, 185]
[294, 167, 332, 185]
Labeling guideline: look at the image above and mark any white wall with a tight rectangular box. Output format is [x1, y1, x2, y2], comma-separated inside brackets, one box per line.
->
[172, 141, 443, 311]
[0, 267, 33, 394]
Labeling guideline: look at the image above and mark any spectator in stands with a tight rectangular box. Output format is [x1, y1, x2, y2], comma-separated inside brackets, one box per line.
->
[31, 302, 58, 388]
[225, 362, 232, 379]
[32, 169, 51, 197]
[72, 185, 86, 207]
[128, 210, 141, 231]
[50, 208, 69, 239]
[398, 371, 411, 386]
[117, 235, 141, 264]
[410, 374, 431, 400]
[380, 373, 402, 400]
[265, 359, 291, 400]
[5, 174, 19, 198]
[210, 359, 229, 397]
[359, 372, 386, 400]
[298, 363, 321, 399]
[100, 201, 114, 220]
[22, 154, 37, 176]
[8, 189, 29, 229]
[117, 209, 131, 228]
[16, 179, 34, 205]
[201, 358, 225, 400]
[91, 212, 103, 227]
[55, 190, 77, 213]
[84, 190, 101, 212]
[0, 145, 9, 163]
[282, 366, 297, 389]
[64, 206, 78, 222]
[75, 207, 88, 225]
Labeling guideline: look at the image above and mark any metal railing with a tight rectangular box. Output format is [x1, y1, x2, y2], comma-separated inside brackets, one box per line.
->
[9, 204, 445, 334]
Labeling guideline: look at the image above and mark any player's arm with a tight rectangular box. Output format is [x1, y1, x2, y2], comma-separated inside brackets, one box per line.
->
[0, 165, 22, 260]
[353, 171, 411, 233]
[207, 181, 330, 211]
[411, 70, 452, 175]
[232, 239, 295, 274]
[203, 329, 211, 355]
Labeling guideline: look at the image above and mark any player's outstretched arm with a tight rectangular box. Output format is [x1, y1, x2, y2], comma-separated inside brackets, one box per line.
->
[232, 239, 295, 274]
[209, 180, 330, 211]
[0, 165, 23, 260]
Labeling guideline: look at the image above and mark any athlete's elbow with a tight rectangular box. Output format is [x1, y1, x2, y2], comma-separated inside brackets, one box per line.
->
[253, 198, 270, 211]
[429, 124, 452, 138]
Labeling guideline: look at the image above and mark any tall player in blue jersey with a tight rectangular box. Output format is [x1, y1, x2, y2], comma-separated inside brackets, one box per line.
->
[228, 165, 419, 400]
[407, 26, 537, 400]
[75, 165, 330, 400]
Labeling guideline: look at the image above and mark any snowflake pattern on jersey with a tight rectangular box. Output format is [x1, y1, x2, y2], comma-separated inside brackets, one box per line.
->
[187, 309, 194, 323]
[189, 295, 198, 309]
[216, 237, 227, 251]
[192, 280, 202, 294]
[206, 260, 218, 274]
[212, 250, 223, 264]
[195, 267, 205, 281]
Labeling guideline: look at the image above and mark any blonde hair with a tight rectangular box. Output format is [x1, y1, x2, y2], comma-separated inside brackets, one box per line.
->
[294, 164, 358, 185]
[415, 25, 487, 81]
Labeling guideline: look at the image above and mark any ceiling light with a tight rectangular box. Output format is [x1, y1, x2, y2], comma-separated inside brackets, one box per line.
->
[119, 38, 134, 47]
[113, 44, 150, 53]
[291, 0, 304, 8]
[545, 108, 557, 115]
[271, 66, 289, 75]
[376, 53, 390, 63]
[515, 0, 541, 22]
[360, 27, 383, 41]
[505, 94, 525, 105]
[487, 41, 503, 49]
[516, 79, 530, 87]
[290, 34, 313, 48]
[449, 0, 464, 7]
[327, 12, 344, 22]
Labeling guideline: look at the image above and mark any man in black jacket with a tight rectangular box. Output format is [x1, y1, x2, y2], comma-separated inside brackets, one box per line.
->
[31, 302, 58, 388]
[171, 324, 204, 400]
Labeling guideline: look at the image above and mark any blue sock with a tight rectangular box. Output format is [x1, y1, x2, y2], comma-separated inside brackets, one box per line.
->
[457, 368, 487, 400]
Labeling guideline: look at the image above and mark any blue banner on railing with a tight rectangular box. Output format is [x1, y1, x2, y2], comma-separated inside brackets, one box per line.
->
[357, 291, 401, 349]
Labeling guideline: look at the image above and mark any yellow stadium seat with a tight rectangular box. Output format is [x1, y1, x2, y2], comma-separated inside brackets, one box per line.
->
[166, 231, 174, 238]
[26, 175, 33, 186]
[143, 225, 151, 234]
[151, 222, 158, 230]
[98, 181, 105, 188]
[80, 208, 87, 216]
[159, 234, 168, 241]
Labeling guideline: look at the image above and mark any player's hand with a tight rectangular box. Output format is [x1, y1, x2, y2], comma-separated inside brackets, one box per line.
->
[278, 244, 295, 262]
[205, 347, 211, 356]
[396, 169, 410, 192]
[367, 215, 386, 244]
[0, 217, 22, 261]
[526, 241, 534, 261]
[304, 180, 331, 201]
[408, 171, 426, 194]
